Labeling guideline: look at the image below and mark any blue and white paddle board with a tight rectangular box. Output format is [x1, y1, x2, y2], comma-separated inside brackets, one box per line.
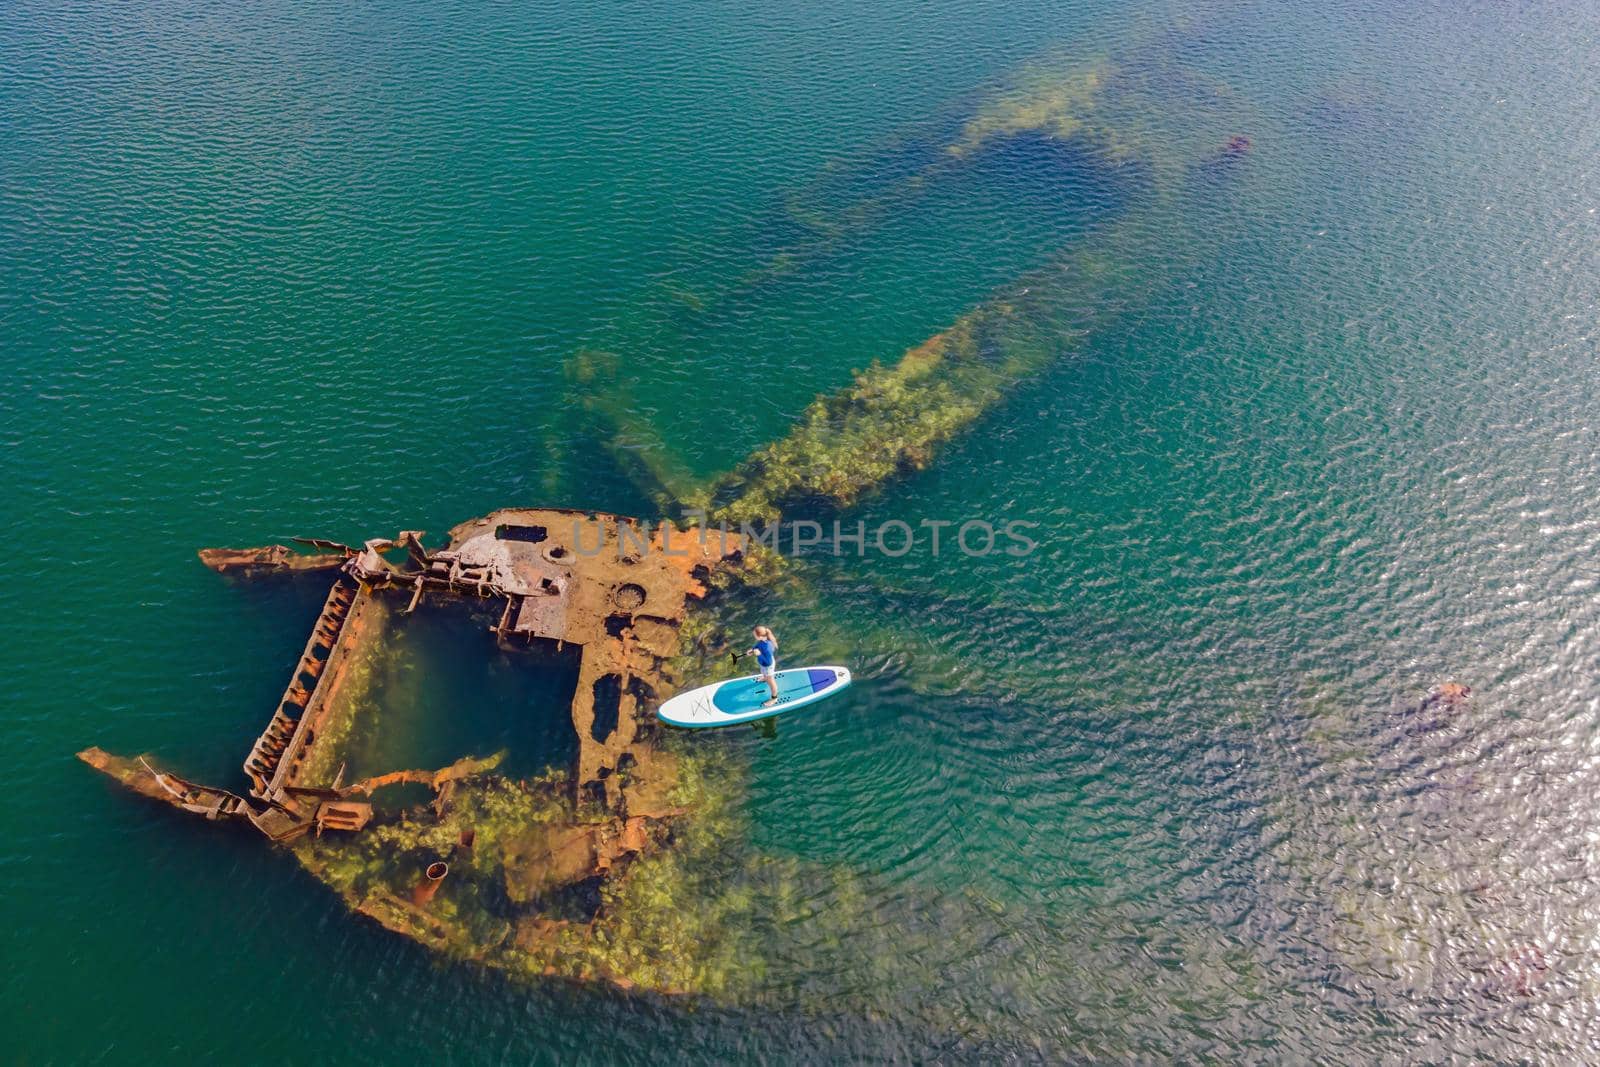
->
[657, 666, 852, 728]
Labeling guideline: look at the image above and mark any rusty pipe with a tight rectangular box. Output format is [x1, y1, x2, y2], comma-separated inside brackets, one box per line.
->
[411, 861, 448, 906]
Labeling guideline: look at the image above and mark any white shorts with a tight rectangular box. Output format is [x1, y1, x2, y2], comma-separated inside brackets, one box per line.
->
[758, 663, 775, 680]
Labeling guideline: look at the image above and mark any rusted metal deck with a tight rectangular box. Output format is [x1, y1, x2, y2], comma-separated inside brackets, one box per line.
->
[81, 507, 744, 840]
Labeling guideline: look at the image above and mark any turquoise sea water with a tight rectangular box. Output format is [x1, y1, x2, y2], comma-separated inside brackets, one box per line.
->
[6, 0, 1600, 1060]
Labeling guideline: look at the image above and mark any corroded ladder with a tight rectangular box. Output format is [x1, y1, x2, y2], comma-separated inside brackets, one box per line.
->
[243, 578, 359, 797]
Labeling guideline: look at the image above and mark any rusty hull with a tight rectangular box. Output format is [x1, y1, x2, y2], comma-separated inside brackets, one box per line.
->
[197, 537, 359, 574]
[81, 509, 745, 939]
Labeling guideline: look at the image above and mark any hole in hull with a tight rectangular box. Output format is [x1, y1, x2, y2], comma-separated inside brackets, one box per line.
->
[495, 524, 549, 544]
[590, 673, 622, 742]
[332, 604, 582, 782]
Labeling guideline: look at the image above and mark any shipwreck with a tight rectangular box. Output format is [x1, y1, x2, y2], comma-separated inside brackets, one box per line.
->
[83, 508, 752, 983]
[82, 32, 1257, 995]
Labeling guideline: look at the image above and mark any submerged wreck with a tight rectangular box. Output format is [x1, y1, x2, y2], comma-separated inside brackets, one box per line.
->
[83, 33, 1258, 996]
[84, 509, 749, 986]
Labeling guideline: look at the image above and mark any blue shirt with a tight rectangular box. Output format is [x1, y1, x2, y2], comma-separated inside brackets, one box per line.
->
[753, 639, 776, 667]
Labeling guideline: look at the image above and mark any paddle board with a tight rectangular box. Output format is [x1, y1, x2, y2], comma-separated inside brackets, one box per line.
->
[656, 665, 852, 728]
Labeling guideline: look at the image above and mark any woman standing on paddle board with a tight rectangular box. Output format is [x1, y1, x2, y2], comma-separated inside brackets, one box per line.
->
[747, 626, 779, 706]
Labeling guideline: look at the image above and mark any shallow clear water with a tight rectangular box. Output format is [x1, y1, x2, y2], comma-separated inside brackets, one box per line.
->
[332, 601, 583, 782]
[5, 0, 1600, 1060]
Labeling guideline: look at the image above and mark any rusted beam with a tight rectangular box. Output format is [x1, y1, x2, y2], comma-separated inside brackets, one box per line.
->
[339, 752, 507, 798]
[197, 544, 350, 574]
[244, 578, 362, 798]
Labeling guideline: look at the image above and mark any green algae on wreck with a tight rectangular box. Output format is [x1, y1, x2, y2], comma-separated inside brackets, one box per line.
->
[79, 508, 756, 993]
[293, 741, 755, 991]
[76, 35, 1267, 1001]
[581, 40, 1262, 524]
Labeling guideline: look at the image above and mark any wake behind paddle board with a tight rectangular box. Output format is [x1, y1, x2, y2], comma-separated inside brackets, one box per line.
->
[656, 665, 852, 728]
